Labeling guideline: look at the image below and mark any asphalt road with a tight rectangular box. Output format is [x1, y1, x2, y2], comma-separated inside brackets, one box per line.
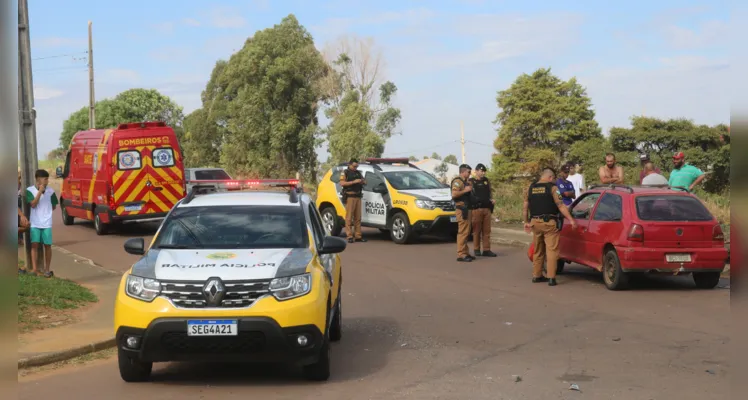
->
[20, 212, 731, 399]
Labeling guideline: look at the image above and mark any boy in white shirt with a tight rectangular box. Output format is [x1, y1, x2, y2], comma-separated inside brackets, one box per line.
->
[567, 163, 585, 199]
[26, 169, 58, 277]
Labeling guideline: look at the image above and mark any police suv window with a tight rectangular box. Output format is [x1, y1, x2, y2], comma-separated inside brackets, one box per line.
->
[363, 172, 384, 191]
[308, 205, 326, 246]
[570, 193, 600, 220]
[117, 150, 142, 170]
[329, 168, 341, 183]
[593, 193, 623, 221]
[152, 148, 175, 168]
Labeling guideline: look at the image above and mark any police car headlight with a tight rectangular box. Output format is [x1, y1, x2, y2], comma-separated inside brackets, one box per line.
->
[415, 199, 436, 210]
[270, 273, 311, 300]
[125, 275, 161, 302]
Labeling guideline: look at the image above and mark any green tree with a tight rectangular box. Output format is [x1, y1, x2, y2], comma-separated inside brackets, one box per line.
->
[184, 15, 328, 181]
[431, 152, 442, 160]
[320, 35, 402, 163]
[607, 116, 729, 192]
[433, 161, 449, 182]
[443, 154, 458, 164]
[408, 155, 418, 161]
[58, 89, 184, 149]
[490, 67, 602, 180]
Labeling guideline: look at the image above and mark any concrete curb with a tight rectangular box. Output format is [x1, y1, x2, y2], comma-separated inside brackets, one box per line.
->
[490, 237, 530, 248]
[18, 337, 116, 370]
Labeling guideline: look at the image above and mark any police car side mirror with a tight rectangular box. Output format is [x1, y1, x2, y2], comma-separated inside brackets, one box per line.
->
[373, 184, 387, 194]
[124, 237, 146, 255]
[55, 166, 63, 178]
[319, 236, 347, 254]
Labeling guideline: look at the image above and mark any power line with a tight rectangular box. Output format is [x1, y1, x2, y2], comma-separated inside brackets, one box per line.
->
[32, 51, 88, 61]
[466, 139, 494, 148]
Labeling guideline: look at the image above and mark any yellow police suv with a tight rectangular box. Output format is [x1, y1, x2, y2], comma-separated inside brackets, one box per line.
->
[316, 158, 458, 244]
[114, 179, 347, 382]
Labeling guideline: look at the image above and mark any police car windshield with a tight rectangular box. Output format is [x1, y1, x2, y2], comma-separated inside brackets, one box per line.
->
[382, 171, 444, 190]
[153, 206, 308, 249]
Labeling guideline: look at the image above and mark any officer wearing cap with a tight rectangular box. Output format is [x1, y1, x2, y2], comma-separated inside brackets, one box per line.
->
[339, 158, 367, 243]
[523, 168, 577, 286]
[451, 164, 474, 262]
[468, 163, 496, 257]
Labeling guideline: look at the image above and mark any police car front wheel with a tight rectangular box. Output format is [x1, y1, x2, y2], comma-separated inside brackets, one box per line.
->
[389, 212, 413, 244]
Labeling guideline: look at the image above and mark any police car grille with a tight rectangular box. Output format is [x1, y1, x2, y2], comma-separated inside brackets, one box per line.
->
[434, 201, 455, 211]
[160, 280, 271, 308]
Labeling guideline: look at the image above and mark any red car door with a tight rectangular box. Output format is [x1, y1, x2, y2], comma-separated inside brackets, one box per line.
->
[560, 192, 601, 265]
[585, 193, 625, 268]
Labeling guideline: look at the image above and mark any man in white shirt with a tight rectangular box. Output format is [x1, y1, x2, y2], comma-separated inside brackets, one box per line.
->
[641, 162, 669, 185]
[26, 169, 58, 277]
[566, 163, 585, 199]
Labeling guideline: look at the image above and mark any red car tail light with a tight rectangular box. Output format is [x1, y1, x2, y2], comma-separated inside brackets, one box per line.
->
[712, 224, 724, 242]
[628, 223, 644, 242]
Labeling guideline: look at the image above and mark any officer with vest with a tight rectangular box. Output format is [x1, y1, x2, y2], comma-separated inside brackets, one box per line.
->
[522, 168, 577, 286]
[451, 164, 474, 262]
[469, 163, 496, 257]
[339, 158, 367, 243]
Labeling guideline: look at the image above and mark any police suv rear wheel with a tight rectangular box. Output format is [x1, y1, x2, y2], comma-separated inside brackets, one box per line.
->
[321, 207, 342, 237]
[118, 347, 152, 382]
[389, 212, 412, 244]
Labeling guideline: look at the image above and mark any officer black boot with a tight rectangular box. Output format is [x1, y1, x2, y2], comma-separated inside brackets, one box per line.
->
[481, 250, 497, 257]
[532, 276, 549, 283]
[457, 256, 473, 262]
[355, 238, 367, 242]
[347, 238, 354, 243]
[474, 250, 482, 256]
[548, 278, 557, 286]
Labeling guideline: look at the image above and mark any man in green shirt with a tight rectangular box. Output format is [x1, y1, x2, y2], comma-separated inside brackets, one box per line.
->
[668, 152, 706, 192]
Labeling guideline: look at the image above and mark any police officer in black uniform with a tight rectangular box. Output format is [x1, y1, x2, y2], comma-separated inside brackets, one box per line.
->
[523, 168, 577, 286]
[469, 163, 496, 257]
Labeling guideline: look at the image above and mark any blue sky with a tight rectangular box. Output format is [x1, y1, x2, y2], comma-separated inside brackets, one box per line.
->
[28, 0, 728, 167]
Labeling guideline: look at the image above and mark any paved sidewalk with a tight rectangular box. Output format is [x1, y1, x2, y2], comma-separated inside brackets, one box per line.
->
[18, 247, 121, 362]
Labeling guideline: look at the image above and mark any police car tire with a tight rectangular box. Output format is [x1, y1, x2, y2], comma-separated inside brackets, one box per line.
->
[330, 295, 342, 342]
[303, 305, 332, 381]
[602, 250, 629, 291]
[117, 347, 152, 382]
[389, 212, 412, 244]
[321, 207, 343, 237]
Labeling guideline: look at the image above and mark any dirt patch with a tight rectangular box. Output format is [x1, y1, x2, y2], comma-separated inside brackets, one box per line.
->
[18, 303, 90, 334]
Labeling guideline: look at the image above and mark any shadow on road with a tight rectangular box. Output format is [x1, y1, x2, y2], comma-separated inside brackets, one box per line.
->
[148, 316, 400, 385]
[560, 264, 730, 291]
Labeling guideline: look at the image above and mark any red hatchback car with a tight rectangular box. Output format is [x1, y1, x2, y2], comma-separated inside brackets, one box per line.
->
[555, 184, 728, 290]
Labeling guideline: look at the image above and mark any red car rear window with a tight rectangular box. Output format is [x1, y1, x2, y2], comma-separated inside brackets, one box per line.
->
[635, 195, 713, 221]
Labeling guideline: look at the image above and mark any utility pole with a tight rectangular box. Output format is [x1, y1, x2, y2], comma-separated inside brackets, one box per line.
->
[460, 121, 466, 164]
[18, 0, 40, 268]
[88, 21, 95, 129]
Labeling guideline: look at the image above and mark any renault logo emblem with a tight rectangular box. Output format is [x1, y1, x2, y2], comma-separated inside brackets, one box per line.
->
[203, 278, 225, 307]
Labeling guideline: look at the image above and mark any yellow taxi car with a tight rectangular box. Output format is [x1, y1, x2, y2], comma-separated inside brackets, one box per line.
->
[114, 179, 346, 382]
[315, 158, 458, 244]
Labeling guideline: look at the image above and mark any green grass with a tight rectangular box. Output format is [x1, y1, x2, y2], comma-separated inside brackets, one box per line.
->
[18, 274, 98, 310]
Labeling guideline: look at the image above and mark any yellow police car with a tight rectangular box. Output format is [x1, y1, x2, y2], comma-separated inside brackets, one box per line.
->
[315, 158, 458, 244]
[114, 179, 346, 382]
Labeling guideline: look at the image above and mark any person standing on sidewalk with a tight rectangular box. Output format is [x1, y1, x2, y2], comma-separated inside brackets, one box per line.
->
[339, 158, 367, 243]
[523, 168, 577, 286]
[26, 169, 58, 277]
[469, 163, 497, 257]
[451, 164, 474, 262]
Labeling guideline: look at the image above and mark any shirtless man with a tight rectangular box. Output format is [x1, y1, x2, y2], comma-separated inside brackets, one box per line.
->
[598, 153, 624, 184]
